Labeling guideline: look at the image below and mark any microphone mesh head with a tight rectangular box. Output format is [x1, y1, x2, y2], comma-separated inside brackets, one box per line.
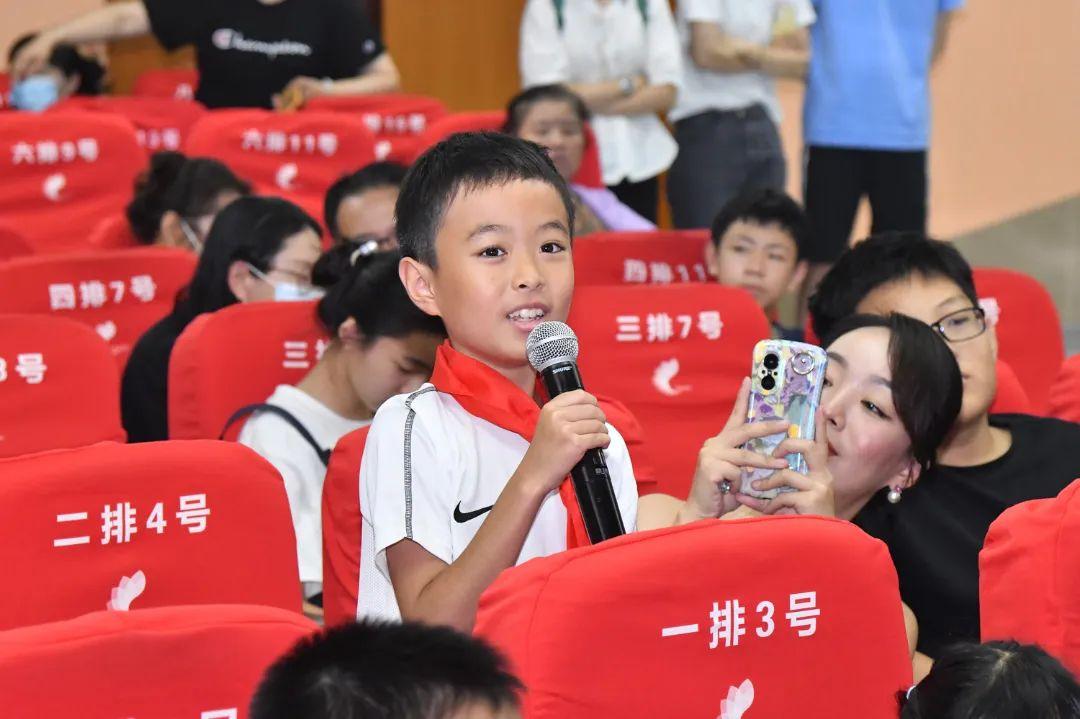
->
[526, 321, 579, 371]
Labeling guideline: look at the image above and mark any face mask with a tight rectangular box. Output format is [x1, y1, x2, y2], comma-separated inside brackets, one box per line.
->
[179, 219, 204, 254]
[246, 263, 325, 302]
[12, 74, 61, 112]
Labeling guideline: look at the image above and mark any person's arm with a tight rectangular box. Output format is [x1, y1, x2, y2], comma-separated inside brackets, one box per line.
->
[387, 390, 611, 632]
[688, 21, 763, 73]
[10, 2, 149, 79]
[273, 54, 401, 110]
[601, 82, 678, 116]
[759, 27, 810, 79]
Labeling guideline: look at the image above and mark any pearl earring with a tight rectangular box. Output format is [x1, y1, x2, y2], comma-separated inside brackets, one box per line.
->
[887, 486, 903, 504]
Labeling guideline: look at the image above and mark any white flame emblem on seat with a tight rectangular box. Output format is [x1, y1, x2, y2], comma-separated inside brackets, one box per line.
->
[42, 172, 66, 202]
[275, 162, 298, 190]
[107, 570, 146, 611]
[718, 679, 754, 719]
[652, 358, 691, 397]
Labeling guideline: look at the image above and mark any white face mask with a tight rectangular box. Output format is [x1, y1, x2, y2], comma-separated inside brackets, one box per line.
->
[179, 219, 203, 254]
[245, 263, 324, 302]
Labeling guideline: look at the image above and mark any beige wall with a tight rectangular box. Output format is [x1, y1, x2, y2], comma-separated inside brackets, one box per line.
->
[2, 0, 103, 62]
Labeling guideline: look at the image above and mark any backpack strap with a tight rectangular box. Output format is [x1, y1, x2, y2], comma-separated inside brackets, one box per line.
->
[220, 403, 332, 467]
[637, 0, 649, 27]
[553, 0, 647, 30]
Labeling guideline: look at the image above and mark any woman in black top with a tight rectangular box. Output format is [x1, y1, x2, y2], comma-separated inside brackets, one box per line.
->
[121, 195, 323, 442]
[11, 0, 399, 109]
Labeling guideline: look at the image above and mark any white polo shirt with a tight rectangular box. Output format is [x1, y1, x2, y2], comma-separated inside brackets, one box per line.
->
[520, 0, 683, 185]
[238, 385, 369, 598]
[669, 0, 815, 124]
[358, 385, 639, 621]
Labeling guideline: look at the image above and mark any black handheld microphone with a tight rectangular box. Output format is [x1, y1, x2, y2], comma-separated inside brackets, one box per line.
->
[526, 321, 626, 544]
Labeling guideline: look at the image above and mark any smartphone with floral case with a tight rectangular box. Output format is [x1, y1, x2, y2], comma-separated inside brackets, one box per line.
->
[741, 339, 828, 500]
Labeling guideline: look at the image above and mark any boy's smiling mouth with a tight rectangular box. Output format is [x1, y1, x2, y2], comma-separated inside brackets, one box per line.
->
[507, 305, 549, 331]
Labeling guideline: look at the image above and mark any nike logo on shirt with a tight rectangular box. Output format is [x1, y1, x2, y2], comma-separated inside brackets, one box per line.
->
[453, 501, 494, 523]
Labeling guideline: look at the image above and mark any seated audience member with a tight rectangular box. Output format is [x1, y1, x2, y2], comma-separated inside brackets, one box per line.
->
[7, 32, 105, 111]
[237, 247, 445, 612]
[126, 151, 251, 252]
[706, 188, 808, 339]
[503, 84, 655, 236]
[249, 620, 522, 719]
[899, 641, 1080, 719]
[359, 132, 779, 630]
[808, 233, 1080, 657]
[323, 162, 408, 248]
[121, 196, 323, 442]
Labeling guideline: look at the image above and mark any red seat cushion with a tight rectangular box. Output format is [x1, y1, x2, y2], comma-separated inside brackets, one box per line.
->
[980, 478, 1080, 675]
[0, 440, 301, 629]
[0, 314, 124, 457]
[168, 301, 330, 439]
[0, 112, 144, 252]
[54, 95, 207, 156]
[476, 516, 912, 718]
[0, 604, 316, 718]
[569, 284, 771, 497]
[131, 68, 199, 101]
[322, 425, 372, 627]
[574, 230, 710, 286]
[0, 247, 197, 368]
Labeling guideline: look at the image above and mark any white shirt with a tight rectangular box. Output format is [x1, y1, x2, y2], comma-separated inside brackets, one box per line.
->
[520, 0, 683, 185]
[669, 0, 815, 124]
[239, 385, 369, 597]
[358, 385, 639, 621]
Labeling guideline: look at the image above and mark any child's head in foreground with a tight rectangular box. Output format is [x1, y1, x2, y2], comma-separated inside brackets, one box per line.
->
[396, 132, 576, 376]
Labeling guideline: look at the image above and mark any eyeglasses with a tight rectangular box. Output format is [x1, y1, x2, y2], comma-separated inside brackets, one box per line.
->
[342, 232, 396, 252]
[930, 307, 987, 342]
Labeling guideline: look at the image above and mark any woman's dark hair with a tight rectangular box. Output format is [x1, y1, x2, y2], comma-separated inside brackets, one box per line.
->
[503, 84, 590, 135]
[8, 33, 106, 95]
[899, 641, 1080, 719]
[126, 152, 251, 244]
[323, 162, 407, 242]
[173, 196, 321, 324]
[312, 245, 445, 342]
[822, 313, 962, 472]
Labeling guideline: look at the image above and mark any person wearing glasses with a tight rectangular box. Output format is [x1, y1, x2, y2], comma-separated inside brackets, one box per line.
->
[808, 231, 1080, 661]
[323, 162, 407, 249]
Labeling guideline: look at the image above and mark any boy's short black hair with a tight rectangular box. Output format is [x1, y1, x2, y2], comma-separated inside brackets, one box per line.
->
[250, 620, 522, 719]
[710, 188, 809, 259]
[396, 131, 575, 267]
[323, 161, 408, 242]
[809, 232, 978, 341]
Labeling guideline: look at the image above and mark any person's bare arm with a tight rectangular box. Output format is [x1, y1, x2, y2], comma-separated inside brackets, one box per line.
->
[11, 2, 149, 79]
[602, 82, 678, 115]
[759, 28, 810, 79]
[274, 54, 401, 110]
[688, 21, 762, 72]
[568, 77, 643, 113]
[931, 11, 956, 65]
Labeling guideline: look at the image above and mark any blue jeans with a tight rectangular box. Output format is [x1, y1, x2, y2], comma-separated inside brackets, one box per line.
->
[667, 105, 786, 230]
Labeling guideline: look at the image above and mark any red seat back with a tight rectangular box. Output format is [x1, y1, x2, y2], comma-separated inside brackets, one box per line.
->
[0, 440, 301, 628]
[569, 284, 771, 497]
[54, 95, 207, 155]
[1049, 354, 1080, 423]
[0, 247, 197, 367]
[169, 301, 330, 439]
[185, 109, 377, 224]
[476, 517, 912, 718]
[0, 73, 12, 111]
[974, 267, 1063, 412]
[0, 314, 124, 458]
[988, 359, 1032, 415]
[0, 221, 33, 260]
[132, 68, 199, 101]
[411, 110, 603, 188]
[322, 425, 371, 627]
[980, 478, 1080, 675]
[0, 112, 144, 252]
[0, 604, 316, 718]
[86, 211, 140, 250]
[574, 230, 710, 286]
[305, 93, 448, 164]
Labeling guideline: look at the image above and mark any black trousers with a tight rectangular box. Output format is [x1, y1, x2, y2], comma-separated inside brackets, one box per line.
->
[609, 175, 660, 224]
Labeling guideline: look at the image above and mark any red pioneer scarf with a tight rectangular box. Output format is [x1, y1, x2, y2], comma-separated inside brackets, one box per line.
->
[428, 341, 591, 549]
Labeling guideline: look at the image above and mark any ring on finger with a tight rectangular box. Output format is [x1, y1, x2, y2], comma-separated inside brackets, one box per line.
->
[720, 479, 732, 495]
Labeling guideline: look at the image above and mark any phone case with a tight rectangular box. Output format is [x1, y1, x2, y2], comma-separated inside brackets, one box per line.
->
[741, 340, 828, 500]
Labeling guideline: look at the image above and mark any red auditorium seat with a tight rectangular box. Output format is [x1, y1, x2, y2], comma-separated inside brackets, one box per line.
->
[169, 301, 330, 440]
[412, 110, 604, 188]
[305, 93, 448, 164]
[0, 112, 144, 252]
[476, 516, 913, 718]
[573, 230, 710, 286]
[86, 211, 140, 250]
[0, 73, 11, 110]
[0, 440, 301, 629]
[988, 359, 1032, 414]
[322, 425, 371, 627]
[0, 221, 33, 260]
[0, 247, 197, 367]
[184, 109, 377, 224]
[570, 284, 770, 497]
[1049, 354, 1080, 423]
[980, 478, 1080, 675]
[0, 604, 316, 718]
[0, 314, 124, 458]
[132, 67, 198, 100]
[56, 95, 207, 156]
[974, 267, 1063, 413]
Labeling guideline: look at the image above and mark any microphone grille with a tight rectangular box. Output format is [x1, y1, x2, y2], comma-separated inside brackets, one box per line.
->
[526, 321, 579, 371]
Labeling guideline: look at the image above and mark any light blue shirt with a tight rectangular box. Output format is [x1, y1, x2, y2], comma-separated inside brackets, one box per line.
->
[804, 0, 963, 150]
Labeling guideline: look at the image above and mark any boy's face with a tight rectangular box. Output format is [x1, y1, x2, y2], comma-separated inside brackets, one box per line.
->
[403, 179, 573, 376]
[706, 220, 806, 311]
[856, 273, 998, 429]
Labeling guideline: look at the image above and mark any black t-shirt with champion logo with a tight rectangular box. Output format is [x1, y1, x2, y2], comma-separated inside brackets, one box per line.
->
[143, 0, 384, 109]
